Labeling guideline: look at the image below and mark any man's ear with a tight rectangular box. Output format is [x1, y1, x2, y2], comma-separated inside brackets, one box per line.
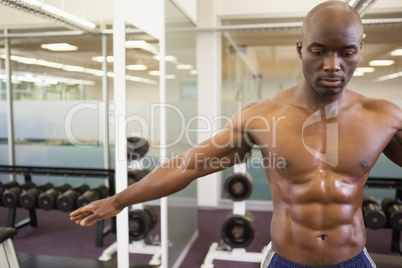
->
[296, 41, 303, 59]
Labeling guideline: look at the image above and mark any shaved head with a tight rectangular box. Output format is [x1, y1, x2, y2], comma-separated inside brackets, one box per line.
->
[301, 0, 363, 43]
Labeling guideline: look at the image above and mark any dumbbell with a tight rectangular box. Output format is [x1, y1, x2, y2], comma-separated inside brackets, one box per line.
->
[2, 181, 37, 208]
[221, 211, 255, 248]
[19, 182, 54, 209]
[57, 183, 90, 212]
[0, 182, 19, 206]
[128, 169, 151, 185]
[223, 172, 253, 201]
[76, 184, 109, 208]
[362, 195, 386, 229]
[127, 137, 149, 161]
[129, 205, 158, 241]
[38, 183, 72, 210]
[381, 197, 402, 231]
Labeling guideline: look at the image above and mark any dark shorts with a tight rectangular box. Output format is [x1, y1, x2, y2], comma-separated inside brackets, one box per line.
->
[261, 242, 376, 268]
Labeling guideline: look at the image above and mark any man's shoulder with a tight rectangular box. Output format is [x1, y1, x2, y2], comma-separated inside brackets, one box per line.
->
[348, 90, 402, 120]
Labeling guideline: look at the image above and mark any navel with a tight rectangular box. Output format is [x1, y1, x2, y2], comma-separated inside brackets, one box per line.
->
[317, 234, 328, 241]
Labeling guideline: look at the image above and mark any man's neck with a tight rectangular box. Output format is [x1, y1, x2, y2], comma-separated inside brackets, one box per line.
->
[295, 81, 346, 111]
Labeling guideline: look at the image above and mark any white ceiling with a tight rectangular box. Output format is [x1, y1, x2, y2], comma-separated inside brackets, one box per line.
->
[0, 0, 401, 95]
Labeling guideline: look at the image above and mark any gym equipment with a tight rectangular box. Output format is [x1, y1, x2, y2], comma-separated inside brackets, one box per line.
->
[129, 205, 158, 241]
[57, 183, 90, 212]
[202, 164, 265, 268]
[0, 182, 19, 206]
[38, 183, 72, 210]
[128, 169, 151, 185]
[221, 212, 255, 248]
[127, 137, 149, 161]
[381, 197, 402, 231]
[76, 184, 109, 208]
[99, 204, 161, 264]
[0, 227, 19, 268]
[19, 182, 54, 210]
[2, 182, 37, 208]
[223, 172, 253, 201]
[362, 195, 386, 229]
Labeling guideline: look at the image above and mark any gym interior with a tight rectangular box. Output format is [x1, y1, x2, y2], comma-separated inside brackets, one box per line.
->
[0, 0, 401, 267]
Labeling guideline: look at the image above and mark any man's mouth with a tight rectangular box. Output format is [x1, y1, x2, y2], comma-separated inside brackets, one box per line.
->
[319, 78, 343, 87]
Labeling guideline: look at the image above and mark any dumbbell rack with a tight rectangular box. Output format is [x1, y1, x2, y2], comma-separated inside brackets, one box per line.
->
[0, 165, 115, 247]
[365, 177, 402, 255]
[201, 163, 268, 268]
[98, 160, 162, 265]
[98, 203, 162, 265]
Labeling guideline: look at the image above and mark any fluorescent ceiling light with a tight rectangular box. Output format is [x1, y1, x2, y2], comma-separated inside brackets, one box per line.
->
[1, 53, 156, 85]
[390, 49, 402, 56]
[149, 70, 160, 76]
[41, 43, 78, 51]
[153, 55, 178, 63]
[353, 71, 364, 76]
[4, 0, 97, 31]
[36, 59, 64, 69]
[165, 74, 176, 79]
[190, 70, 198, 75]
[126, 40, 159, 54]
[148, 70, 175, 79]
[92, 56, 114, 63]
[41, 3, 96, 30]
[176, 64, 193, 70]
[375, 72, 402, 82]
[126, 64, 148, 71]
[369, 60, 395, 66]
[62, 65, 86, 72]
[355, 67, 375, 73]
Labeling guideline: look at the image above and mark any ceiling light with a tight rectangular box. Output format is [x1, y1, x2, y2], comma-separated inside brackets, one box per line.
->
[126, 64, 148, 71]
[152, 55, 178, 64]
[369, 60, 395, 66]
[176, 64, 193, 70]
[375, 72, 402, 82]
[0, 0, 97, 32]
[165, 75, 176, 79]
[148, 70, 175, 79]
[190, 70, 198, 75]
[62, 65, 86, 72]
[126, 40, 159, 54]
[149, 70, 160, 76]
[353, 71, 364, 76]
[41, 43, 78, 51]
[36, 59, 64, 69]
[92, 56, 114, 63]
[390, 49, 402, 56]
[41, 3, 96, 30]
[355, 67, 375, 73]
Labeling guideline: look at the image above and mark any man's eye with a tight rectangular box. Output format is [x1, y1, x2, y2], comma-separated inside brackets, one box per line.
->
[342, 51, 355, 57]
[312, 50, 324, 56]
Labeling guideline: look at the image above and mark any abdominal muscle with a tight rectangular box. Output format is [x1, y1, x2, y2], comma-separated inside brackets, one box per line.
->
[271, 203, 366, 266]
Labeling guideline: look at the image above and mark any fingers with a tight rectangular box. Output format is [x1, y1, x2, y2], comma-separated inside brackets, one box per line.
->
[79, 214, 99, 226]
[70, 204, 96, 225]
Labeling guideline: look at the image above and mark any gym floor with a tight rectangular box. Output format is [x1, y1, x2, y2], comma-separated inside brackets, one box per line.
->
[0, 207, 401, 268]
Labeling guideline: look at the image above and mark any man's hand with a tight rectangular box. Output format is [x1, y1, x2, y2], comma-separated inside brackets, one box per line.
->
[69, 196, 122, 226]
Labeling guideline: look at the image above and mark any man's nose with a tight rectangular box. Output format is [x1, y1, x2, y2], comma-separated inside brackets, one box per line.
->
[323, 54, 341, 71]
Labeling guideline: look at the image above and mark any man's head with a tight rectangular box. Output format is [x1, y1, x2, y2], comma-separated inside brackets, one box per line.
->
[297, 0, 364, 97]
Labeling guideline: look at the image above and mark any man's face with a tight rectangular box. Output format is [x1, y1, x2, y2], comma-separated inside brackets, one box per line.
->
[297, 15, 363, 97]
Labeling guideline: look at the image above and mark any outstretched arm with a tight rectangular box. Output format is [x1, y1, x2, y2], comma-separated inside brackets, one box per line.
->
[382, 103, 402, 167]
[70, 125, 253, 226]
[383, 130, 402, 167]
